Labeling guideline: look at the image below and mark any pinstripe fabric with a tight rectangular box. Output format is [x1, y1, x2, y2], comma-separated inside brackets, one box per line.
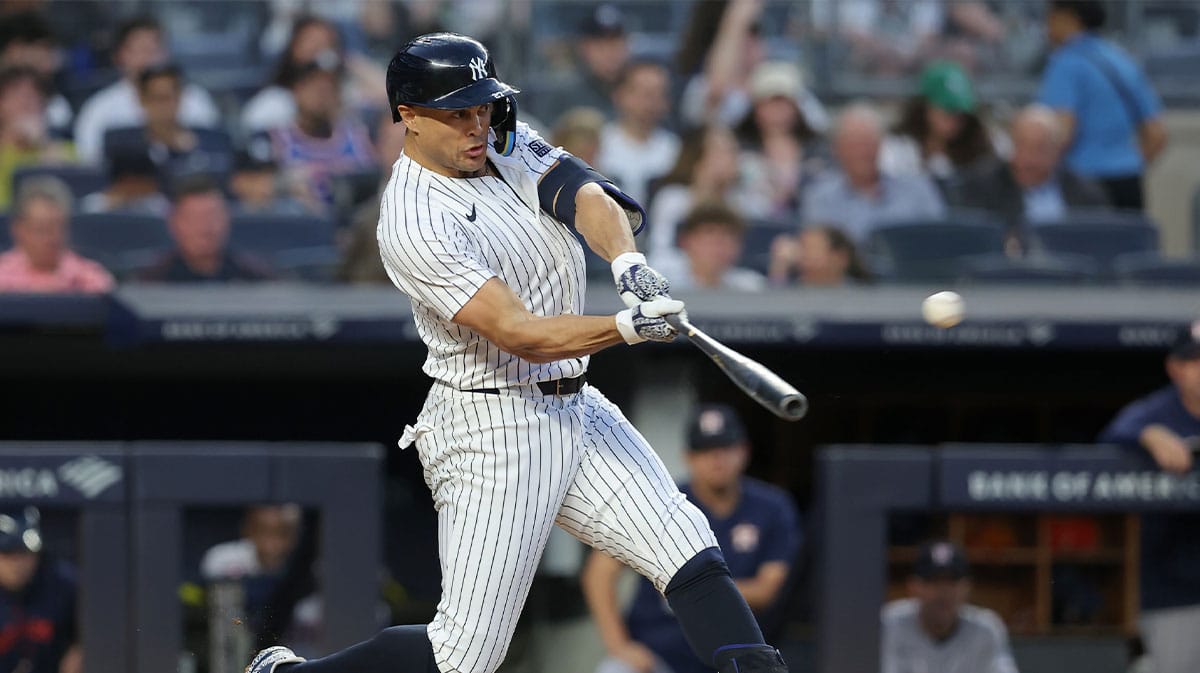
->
[383, 120, 714, 673]
[378, 122, 586, 390]
[411, 384, 715, 673]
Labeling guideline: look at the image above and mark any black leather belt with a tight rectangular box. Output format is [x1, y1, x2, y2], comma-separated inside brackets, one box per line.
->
[465, 374, 586, 396]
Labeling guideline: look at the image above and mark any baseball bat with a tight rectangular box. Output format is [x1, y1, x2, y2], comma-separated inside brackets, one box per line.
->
[664, 313, 808, 421]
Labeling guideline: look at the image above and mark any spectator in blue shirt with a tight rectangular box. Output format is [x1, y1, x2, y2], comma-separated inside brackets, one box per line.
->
[1037, 0, 1168, 210]
[1099, 322, 1200, 673]
[582, 405, 801, 673]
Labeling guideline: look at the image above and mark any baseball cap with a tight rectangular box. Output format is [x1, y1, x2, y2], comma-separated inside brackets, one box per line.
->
[1170, 320, 1200, 360]
[919, 60, 976, 113]
[687, 404, 747, 452]
[0, 507, 42, 554]
[913, 540, 969, 580]
[579, 4, 626, 38]
[749, 62, 805, 102]
[235, 135, 276, 172]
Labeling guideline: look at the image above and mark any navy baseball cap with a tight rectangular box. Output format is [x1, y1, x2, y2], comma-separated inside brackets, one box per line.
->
[914, 540, 969, 580]
[687, 404, 747, 452]
[580, 4, 625, 38]
[0, 507, 42, 554]
[1170, 320, 1200, 360]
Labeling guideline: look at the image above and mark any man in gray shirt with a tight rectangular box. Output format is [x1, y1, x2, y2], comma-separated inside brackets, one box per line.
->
[881, 541, 1018, 673]
[803, 105, 944, 244]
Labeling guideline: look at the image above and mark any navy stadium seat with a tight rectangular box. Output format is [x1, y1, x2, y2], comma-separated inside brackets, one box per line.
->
[1192, 184, 1200, 254]
[740, 219, 793, 275]
[866, 211, 1006, 282]
[1114, 252, 1200, 286]
[12, 165, 109, 203]
[958, 254, 1097, 285]
[70, 212, 171, 276]
[1027, 210, 1159, 273]
[229, 213, 338, 281]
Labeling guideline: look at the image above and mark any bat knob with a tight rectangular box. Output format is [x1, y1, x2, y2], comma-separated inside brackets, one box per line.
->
[780, 394, 808, 421]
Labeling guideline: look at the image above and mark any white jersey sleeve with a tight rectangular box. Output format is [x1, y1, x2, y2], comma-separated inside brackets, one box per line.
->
[378, 203, 496, 323]
[489, 121, 566, 181]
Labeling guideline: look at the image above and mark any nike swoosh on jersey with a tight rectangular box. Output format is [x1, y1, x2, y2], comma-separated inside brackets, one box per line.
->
[466, 204, 477, 222]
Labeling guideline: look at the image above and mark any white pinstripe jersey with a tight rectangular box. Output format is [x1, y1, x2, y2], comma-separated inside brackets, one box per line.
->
[378, 122, 589, 389]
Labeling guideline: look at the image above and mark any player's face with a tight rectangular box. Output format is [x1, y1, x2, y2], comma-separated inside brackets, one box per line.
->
[909, 576, 969, 636]
[245, 507, 300, 573]
[0, 551, 38, 592]
[688, 444, 748, 490]
[401, 104, 494, 178]
[1168, 356, 1200, 404]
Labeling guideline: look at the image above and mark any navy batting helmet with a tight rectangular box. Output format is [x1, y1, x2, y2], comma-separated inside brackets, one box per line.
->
[387, 33, 520, 155]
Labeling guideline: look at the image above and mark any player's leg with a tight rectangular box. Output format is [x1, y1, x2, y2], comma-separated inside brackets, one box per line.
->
[556, 387, 787, 673]
[255, 391, 582, 673]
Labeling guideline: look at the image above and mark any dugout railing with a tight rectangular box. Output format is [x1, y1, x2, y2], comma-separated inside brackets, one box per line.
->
[815, 444, 1200, 673]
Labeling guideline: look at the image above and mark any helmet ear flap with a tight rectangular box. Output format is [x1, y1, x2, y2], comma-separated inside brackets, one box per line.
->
[491, 97, 518, 156]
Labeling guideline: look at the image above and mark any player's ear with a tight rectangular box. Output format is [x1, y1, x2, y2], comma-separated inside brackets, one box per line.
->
[396, 105, 417, 131]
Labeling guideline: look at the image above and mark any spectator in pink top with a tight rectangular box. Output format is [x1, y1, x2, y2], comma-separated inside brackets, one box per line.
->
[0, 175, 113, 293]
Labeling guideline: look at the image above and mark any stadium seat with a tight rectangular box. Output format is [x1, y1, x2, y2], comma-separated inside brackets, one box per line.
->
[740, 219, 793, 275]
[1114, 252, 1200, 286]
[1026, 210, 1160, 274]
[0, 213, 9, 250]
[1192, 184, 1200, 254]
[866, 211, 1007, 282]
[12, 165, 109, 203]
[229, 214, 338, 281]
[958, 254, 1097, 285]
[69, 212, 171, 276]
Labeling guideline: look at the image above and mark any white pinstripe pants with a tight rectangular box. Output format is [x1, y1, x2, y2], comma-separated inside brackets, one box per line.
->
[405, 383, 717, 673]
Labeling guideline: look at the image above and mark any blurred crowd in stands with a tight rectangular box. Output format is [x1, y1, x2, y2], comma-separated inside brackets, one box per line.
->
[0, 0, 1194, 294]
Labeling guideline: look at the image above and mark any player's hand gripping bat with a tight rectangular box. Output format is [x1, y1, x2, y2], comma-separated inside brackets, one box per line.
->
[664, 313, 808, 421]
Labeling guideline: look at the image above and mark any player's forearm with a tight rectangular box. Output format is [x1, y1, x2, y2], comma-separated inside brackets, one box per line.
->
[574, 183, 637, 263]
[581, 553, 635, 653]
[1141, 424, 1183, 453]
[497, 314, 625, 363]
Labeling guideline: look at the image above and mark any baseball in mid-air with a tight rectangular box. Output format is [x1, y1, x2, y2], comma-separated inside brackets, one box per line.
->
[922, 291, 964, 328]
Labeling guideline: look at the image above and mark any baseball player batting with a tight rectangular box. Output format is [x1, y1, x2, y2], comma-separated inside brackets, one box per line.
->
[247, 33, 790, 673]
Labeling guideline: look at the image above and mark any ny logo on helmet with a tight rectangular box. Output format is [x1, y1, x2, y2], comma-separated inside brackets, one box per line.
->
[468, 57, 488, 82]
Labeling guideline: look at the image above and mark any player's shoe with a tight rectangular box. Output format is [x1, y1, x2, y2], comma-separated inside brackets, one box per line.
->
[246, 646, 305, 673]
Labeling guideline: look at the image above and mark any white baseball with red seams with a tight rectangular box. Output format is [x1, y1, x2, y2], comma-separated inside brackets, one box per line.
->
[922, 290, 965, 328]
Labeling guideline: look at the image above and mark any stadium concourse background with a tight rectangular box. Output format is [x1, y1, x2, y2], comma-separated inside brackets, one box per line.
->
[0, 1, 1199, 673]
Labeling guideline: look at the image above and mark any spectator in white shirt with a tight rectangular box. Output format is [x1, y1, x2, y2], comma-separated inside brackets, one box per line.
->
[652, 200, 766, 292]
[72, 16, 219, 165]
[596, 59, 679, 205]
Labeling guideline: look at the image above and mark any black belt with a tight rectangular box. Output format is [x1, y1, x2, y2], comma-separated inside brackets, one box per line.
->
[463, 374, 586, 396]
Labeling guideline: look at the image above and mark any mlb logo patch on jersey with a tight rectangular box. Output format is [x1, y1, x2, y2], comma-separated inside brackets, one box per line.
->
[526, 139, 553, 158]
